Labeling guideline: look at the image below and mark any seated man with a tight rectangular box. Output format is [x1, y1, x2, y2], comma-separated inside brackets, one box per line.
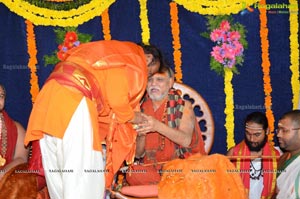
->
[126, 66, 206, 186]
[0, 84, 33, 198]
[275, 110, 300, 199]
[227, 112, 280, 199]
[0, 84, 29, 178]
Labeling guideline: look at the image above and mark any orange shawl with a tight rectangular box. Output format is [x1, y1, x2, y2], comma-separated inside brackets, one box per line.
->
[159, 154, 248, 199]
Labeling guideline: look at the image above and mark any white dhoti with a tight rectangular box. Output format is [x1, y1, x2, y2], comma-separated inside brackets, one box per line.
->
[40, 98, 105, 199]
[277, 155, 300, 199]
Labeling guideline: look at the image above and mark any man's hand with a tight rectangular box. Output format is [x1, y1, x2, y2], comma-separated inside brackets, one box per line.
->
[132, 112, 148, 124]
[136, 114, 160, 136]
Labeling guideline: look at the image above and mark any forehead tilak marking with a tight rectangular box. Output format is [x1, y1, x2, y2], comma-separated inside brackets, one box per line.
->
[245, 123, 263, 130]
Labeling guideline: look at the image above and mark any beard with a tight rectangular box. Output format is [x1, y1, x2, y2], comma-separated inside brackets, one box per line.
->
[148, 92, 166, 101]
[147, 87, 169, 101]
[245, 134, 268, 152]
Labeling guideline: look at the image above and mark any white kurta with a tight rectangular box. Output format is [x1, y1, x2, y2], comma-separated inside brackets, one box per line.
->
[40, 98, 105, 199]
[249, 158, 264, 199]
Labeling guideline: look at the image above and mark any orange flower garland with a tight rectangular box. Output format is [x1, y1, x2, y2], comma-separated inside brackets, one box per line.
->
[259, 4, 278, 185]
[259, 0, 275, 142]
[25, 20, 39, 103]
[170, 2, 183, 83]
[101, 8, 112, 41]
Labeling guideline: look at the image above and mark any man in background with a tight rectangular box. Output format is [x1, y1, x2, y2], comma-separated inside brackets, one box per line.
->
[0, 84, 28, 179]
[227, 112, 280, 199]
[0, 84, 31, 198]
[275, 110, 300, 199]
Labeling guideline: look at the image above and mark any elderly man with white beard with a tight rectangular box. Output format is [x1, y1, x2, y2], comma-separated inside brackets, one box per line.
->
[125, 66, 206, 186]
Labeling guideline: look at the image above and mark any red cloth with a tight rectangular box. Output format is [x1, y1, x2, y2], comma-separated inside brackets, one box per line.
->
[0, 111, 17, 168]
[232, 140, 279, 198]
[28, 140, 46, 190]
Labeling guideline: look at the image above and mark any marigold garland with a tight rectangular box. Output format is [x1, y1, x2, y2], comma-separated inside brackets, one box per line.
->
[25, 20, 39, 103]
[139, 0, 150, 44]
[101, 8, 111, 41]
[170, 2, 183, 83]
[1, 0, 261, 27]
[173, 0, 259, 15]
[259, 0, 275, 143]
[0, 0, 115, 27]
[224, 68, 235, 149]
[289, 0, 299, 109]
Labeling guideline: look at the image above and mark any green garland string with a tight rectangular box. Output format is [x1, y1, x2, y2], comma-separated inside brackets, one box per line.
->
[24, 0, 92, 11]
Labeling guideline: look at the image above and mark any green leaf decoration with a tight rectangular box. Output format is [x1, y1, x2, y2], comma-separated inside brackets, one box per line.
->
[24, 0, 92, 11]
[43, 27, 93, 66]
[44, 53, 60, 66]
[78, 34, 93, 43]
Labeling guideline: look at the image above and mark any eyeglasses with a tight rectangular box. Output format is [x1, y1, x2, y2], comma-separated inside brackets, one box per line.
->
[275, 127, 300, 134]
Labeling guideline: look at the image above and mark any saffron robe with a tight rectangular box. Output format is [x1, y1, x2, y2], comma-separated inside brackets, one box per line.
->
[142, 89, 206, 163]
[24, 40, 148, 187]
[126, 89, 206, 185]
[232, 140, 280, 199]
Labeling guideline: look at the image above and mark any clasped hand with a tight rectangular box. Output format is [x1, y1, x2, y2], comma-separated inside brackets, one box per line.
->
[135, 113, 158, 136]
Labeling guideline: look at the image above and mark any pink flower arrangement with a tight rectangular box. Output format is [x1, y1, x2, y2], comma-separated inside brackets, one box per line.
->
[210, 20, 244, 68]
